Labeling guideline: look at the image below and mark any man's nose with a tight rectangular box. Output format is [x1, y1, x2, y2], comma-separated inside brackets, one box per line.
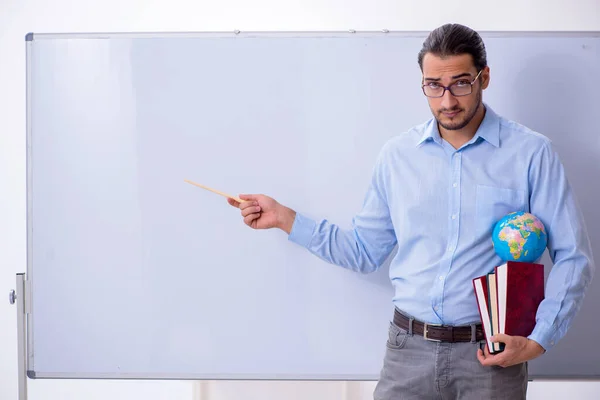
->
[441, 88, 458, 109]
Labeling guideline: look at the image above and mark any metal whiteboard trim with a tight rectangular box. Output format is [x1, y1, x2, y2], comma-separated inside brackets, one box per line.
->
[23, 30, 600, 40]
[527, 376, 600, 381]
[24, 371, 600, 381]
[25, 36, 35, 374]
[26, 371, 381, 380]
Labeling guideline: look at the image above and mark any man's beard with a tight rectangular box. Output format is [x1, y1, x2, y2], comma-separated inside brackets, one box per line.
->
[435, 90, 482, 131]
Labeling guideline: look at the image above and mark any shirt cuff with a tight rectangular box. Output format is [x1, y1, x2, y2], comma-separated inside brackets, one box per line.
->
[287, 212, 316, 248]
[527, 320, 556, 352]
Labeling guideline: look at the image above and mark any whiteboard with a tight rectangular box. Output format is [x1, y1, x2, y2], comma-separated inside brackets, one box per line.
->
[26, 31, 600, 380]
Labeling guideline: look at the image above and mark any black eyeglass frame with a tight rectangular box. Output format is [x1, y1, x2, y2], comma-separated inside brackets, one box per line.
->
[421, 70, 483, 98]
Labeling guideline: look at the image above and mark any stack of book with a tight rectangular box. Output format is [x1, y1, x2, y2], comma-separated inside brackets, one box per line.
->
[472, 261, 545, 353]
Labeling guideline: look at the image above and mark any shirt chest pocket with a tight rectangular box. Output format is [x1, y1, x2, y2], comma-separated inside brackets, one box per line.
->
[475, 184, 527, 237]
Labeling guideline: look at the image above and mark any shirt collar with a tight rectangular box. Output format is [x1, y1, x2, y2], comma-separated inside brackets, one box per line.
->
[416, 103, 500, 148]
[416, 119, 442, 147]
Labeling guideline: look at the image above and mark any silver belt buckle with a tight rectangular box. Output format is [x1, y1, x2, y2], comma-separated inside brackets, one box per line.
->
[423, 322, 443, 342]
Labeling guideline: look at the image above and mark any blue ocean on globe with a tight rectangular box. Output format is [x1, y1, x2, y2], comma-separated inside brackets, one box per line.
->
[491, 211, 548, 263]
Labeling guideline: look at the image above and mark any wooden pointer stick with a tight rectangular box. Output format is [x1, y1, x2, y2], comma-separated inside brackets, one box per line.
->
[184, 179, 245, 203]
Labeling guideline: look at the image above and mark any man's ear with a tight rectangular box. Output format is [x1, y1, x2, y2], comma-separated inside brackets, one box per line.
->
[481, 66, 491, 90]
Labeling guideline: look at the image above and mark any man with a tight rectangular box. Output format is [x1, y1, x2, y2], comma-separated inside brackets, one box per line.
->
[227, 24, 594, 399]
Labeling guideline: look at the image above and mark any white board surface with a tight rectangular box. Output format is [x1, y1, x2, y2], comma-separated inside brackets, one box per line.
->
[26, 31, 600, 380]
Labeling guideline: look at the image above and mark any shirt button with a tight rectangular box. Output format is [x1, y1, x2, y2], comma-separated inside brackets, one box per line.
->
[453, 183, 457, 188]
[451, 214, 457, 220]
[439, 276, 444, 280]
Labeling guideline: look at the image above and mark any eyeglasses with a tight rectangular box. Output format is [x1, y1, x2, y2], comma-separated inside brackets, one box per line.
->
[421, 70, 483, 98]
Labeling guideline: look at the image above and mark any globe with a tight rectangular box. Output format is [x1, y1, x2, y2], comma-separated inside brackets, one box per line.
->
[491, 211, 548, 263]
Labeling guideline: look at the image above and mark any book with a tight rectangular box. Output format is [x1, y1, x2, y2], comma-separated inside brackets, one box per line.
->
[472, 261, 545, 354]
[486, 272, 501, 352]
[473, 275, 496, 353]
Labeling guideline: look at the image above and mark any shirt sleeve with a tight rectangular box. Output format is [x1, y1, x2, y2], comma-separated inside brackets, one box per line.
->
[287, 147, 398, 274]
[527, 140, 595, 351]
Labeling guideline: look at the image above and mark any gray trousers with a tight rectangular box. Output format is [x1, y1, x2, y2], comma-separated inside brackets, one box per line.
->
[373, 320, 528, 400]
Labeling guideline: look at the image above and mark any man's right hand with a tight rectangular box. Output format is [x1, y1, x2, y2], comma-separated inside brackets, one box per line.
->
[227, 194, 296, 234]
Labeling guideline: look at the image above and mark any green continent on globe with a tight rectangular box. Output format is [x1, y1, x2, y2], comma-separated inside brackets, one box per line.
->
[497, 213, 546, 260]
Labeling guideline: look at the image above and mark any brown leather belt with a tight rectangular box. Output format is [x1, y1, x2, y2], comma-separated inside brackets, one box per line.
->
[393, 308, 485, 343]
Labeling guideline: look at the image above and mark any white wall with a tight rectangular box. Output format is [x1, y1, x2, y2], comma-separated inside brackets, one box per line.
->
[1, 1, 599, 399]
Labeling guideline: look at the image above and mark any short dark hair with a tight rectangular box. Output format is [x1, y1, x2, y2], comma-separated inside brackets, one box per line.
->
[417, 24, 487, 71]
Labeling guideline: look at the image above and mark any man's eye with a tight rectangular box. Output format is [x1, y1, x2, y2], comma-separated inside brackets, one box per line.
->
[427, 83, 441, 89]
[454, 80, 470, 87]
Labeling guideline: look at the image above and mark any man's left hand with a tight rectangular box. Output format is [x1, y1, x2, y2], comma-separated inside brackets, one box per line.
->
[477, 334, 545, 368]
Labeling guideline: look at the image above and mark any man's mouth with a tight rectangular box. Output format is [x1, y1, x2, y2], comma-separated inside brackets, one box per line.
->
[441, 109, 461, 118]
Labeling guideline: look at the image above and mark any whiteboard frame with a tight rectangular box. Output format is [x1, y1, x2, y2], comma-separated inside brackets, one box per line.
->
[24, 30, 600, 41]
[24, 30, 600, 381]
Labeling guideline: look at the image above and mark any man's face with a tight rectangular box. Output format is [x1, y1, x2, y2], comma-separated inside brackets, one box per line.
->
[421, 53, 489, 131]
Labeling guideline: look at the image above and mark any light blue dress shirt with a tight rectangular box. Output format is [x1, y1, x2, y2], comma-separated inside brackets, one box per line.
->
[288, 103, 594, 351]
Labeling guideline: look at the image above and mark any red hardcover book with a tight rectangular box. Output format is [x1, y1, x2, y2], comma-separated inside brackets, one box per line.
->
[495, 261, 545, 340]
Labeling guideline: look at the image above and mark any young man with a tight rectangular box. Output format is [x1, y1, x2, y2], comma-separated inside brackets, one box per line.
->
[227, 24, 594, 399]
